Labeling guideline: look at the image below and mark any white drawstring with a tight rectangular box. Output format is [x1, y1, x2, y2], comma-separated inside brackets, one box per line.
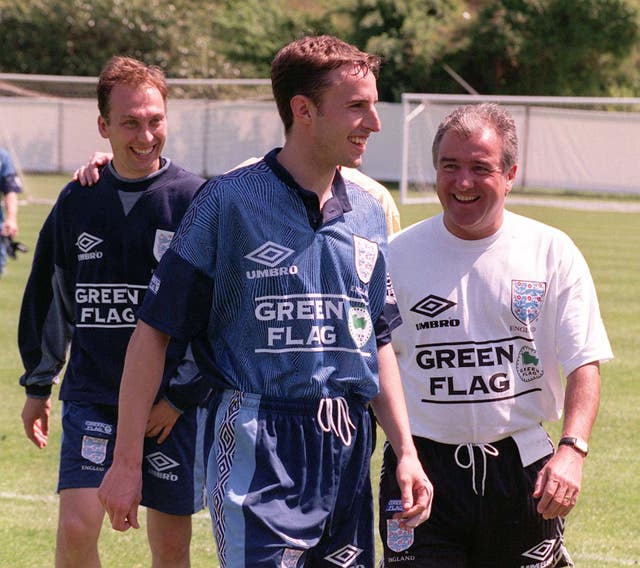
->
[454, 443, 499, 496]
[317, 397, 356, 447]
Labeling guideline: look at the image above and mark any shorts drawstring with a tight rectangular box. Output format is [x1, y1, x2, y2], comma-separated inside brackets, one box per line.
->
[317, 397, 356, 447]
[454, 443, 499, 496]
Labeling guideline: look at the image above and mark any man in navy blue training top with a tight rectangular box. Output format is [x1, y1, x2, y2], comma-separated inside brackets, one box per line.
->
[19, 56, 208, 568]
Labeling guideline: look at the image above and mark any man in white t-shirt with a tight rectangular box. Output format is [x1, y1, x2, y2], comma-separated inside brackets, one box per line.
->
[379, 103, 613, 567]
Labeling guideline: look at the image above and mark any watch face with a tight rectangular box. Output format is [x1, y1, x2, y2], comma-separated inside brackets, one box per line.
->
[561, 436, 588, 455]
[575, 439, 589, 454]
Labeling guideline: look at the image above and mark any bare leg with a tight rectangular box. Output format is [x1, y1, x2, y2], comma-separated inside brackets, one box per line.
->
[147, 508, 192, 568]
[56, 487, 104, 568]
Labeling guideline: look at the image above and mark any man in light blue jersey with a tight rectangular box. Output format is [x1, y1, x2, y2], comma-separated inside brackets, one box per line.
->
[0, 147, 23, 276]
[98, 35, 432, 567]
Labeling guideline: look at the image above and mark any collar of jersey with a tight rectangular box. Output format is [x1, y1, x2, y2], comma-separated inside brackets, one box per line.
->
[264, 148, 353, 228]
[107, 156, 171, 190]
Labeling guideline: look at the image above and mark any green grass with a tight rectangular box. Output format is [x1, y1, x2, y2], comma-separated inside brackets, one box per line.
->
[1, 175, 638, 567]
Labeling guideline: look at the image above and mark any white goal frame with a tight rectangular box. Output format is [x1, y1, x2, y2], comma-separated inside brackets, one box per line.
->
[400, 93, 640, 204]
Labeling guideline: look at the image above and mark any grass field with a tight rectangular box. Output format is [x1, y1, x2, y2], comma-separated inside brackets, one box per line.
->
[1, 174, 638, 567]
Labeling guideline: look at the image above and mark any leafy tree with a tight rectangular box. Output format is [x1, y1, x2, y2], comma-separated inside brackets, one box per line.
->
[0, 0, 229, 78]
[441, 0, 639, 95]
[207, 0, 319, 78]
[205, 0, 468, 101]
[328, 0, 466, 101]
[1, 0, 638, 100]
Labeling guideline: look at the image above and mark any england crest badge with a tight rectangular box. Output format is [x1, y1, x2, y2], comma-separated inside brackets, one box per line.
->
[387, 519, 414, 553]
[81, 435, 108, 465]
[511, 280, 546, 324]
[153, 229, 175, 261]
[353, 235, 378, 284]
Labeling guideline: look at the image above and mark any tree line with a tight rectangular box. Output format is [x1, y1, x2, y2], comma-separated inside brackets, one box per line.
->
[0, 0, 638, 102]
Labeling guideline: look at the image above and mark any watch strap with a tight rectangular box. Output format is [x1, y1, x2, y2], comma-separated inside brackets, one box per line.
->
[558, 436, 589, 456]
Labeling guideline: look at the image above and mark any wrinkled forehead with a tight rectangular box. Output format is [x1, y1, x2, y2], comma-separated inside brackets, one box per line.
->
[439, 125, 503, 160]
[108, 83, 166, 113]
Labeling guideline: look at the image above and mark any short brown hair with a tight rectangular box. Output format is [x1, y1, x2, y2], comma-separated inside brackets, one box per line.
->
[97, 56, 168, 121]
[432, 103, 519, 172]
[271, 35, 381, 132]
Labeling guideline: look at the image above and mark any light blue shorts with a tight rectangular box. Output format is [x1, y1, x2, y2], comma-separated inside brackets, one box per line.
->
[204, 389, 375, 567]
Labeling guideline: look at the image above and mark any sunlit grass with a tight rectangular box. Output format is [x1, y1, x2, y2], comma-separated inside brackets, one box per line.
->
[1, 175, 637, 566]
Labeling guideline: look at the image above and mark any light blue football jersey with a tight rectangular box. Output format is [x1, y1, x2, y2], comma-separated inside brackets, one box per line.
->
[139, 149, 399, 401]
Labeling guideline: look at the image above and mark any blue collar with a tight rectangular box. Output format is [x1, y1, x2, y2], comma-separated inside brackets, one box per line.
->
[264, 148, 352, 229]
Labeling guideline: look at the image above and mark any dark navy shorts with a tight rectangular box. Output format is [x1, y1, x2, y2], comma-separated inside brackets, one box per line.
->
[379, 436, 574, 568]
[204, 389, 374, 568]
[58, 400, 206, 515]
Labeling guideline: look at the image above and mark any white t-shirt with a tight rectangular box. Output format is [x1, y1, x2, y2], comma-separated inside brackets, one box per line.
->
[389, 210, 613, 464]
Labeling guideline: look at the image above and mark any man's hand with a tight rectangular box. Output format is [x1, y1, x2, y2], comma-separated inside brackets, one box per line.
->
[392, 454, 434, 528]
[533, 446, 584, 519]
[72, 152, 112, 186]
[145, 398, 181, 444]
[98, 463, 143, 532]
[21, 397, 51, 448]
[1, 218, 18, 238]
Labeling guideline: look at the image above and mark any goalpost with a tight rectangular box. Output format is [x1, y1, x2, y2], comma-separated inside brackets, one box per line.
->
[400, 93, 640, 204]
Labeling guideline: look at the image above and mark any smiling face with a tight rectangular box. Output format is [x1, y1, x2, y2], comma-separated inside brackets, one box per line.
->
[309, 65, 381, 170]
[97, 83, 167, 179]
[435, 124, 517, 240]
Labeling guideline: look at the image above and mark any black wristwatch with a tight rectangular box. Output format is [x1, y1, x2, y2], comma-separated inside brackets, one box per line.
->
[558, 436, 589, 457]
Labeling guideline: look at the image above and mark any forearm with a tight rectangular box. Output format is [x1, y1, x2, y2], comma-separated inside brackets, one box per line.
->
[533, 361, 601, 518]
[19, 261, 72, 395]
[370, 342, 417, 459]
[372, 343, 433, 524]
[3, 191, 18, 234]
[561, 361, 601, 441]
[113, 320, 170, 466]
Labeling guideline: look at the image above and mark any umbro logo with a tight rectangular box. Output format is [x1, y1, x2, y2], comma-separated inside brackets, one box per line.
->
[76, 232, 103, 253]
[324, 544, 363, 567]
[145, 451, 180, 482]
[76, 232, 104, 261]
[245, 241, 298, 280]
[522, 538, 556, 562]
[245, 241, 294, 267]
[410, 295, 456, 318]
[145, 451, 179, 472]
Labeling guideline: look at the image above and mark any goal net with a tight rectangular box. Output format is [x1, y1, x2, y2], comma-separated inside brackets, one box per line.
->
[400, 93, 640, 204]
